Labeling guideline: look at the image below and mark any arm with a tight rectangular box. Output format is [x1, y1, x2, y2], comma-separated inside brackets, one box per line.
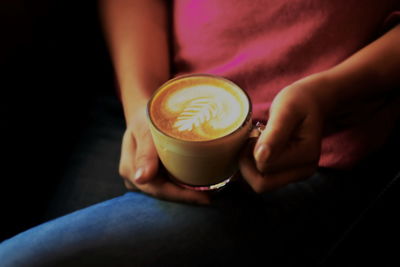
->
[100, 0, 210, 204]
[316, 24, 400, 116]
[100, 0, 170, 123]
[240, 24, 400, 193]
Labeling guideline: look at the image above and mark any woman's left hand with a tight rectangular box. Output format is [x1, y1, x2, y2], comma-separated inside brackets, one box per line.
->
[239, 74, 327, 193]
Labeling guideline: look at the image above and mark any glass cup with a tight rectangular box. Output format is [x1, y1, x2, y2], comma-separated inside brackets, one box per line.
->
[147, 74, 252, 191]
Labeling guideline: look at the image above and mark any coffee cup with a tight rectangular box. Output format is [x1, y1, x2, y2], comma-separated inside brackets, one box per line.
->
[147, 74, 252, 190]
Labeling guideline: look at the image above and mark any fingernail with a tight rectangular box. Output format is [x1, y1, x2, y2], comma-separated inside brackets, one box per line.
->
[134, 167, 144, 181]
[255, 144, 270, 162]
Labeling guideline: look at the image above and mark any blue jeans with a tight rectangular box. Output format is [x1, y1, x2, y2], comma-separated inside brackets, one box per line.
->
[0, 168, 377, 267]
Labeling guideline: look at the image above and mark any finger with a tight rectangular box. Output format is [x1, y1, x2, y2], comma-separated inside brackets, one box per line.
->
[134, 128, 159, 184]
[260, 115, 322, 173]
[239, 140, 266, 193]
[119, 130, 137, 185]
[137, 176, 211, 205]
[123, 179, 139, 191]
[260, 141, 320, 173]
[240, 143, 315, 193]
[254, 99, 303, 172]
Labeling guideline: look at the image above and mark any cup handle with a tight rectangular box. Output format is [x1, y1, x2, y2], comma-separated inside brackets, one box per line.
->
[250, 121, 266, 138]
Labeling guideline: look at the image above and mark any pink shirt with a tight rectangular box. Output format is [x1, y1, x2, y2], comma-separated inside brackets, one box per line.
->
[171, 0, 400, 169]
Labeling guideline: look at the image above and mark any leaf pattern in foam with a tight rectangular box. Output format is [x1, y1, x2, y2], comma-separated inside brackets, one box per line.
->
[174, 98, 219, 131]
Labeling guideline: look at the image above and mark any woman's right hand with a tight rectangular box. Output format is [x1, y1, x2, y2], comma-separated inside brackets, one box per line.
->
[119, 106, 211, 205]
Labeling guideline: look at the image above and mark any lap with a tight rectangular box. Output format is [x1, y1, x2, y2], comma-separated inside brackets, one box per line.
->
[0, 167, 376, 267]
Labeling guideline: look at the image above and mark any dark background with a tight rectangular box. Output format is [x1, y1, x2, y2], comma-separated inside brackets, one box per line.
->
[1, 0, 114, 240]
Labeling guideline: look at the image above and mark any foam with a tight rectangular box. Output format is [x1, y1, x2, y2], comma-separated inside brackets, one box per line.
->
[150, 76, 249, 141]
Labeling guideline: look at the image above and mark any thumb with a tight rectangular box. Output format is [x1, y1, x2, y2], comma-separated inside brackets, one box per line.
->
[133, 130, 159, 184]
[254, 99, 302, 172]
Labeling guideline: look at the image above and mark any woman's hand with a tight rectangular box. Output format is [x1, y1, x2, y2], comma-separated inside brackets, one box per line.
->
[119, 106, 211, 205]
[239, 75, 326, 193]
[239, 25, 400, 194]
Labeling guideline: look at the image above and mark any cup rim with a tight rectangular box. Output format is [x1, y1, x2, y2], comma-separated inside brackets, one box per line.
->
[147, 73, 253, 144]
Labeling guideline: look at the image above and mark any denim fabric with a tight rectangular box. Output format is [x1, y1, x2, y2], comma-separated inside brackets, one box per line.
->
[0, 167, 382, 267]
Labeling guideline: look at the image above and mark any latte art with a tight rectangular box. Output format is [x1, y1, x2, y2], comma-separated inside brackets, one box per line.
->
[174, 97, 220, 132]
[149, 75, 250, 141]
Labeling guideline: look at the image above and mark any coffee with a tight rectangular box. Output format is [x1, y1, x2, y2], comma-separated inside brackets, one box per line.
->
[148, 74, 251, 190]
[150, 76, 249, 141]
